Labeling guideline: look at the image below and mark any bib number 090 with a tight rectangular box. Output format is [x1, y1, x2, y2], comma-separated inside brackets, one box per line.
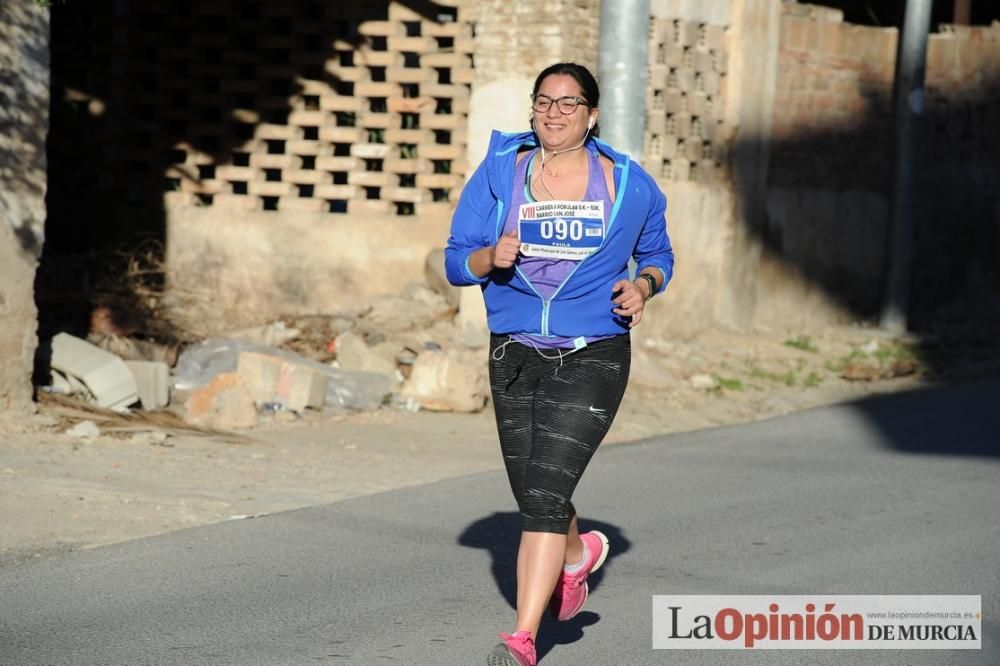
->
[539, 218, 584, 241]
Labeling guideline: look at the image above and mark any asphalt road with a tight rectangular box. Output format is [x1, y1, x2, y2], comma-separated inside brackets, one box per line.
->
[2, 380, 998, 665]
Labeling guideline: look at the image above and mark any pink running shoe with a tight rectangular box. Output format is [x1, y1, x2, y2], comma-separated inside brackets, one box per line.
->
[549, 530, 610, 621]
[487, 630, 537, 666]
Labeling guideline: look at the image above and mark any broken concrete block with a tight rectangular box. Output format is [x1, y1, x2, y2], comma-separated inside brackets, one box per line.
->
[334, 331, 397, 379]
[50, 333, 139, 411]
[236, 351, 328, 412]
[183, 372, 258, 429]
[400, 348, 488, 412]
[124, 361, 170, 410]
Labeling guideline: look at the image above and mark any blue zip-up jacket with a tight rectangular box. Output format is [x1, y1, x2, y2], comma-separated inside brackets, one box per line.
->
[445, 130, 674, 338]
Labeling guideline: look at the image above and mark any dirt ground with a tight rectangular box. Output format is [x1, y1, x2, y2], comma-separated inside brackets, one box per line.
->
[2, 323, 994, 568]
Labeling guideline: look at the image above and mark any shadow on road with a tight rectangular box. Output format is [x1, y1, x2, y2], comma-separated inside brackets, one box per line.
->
[457, 511, 632, 658]
[849, 378, 1000, 458]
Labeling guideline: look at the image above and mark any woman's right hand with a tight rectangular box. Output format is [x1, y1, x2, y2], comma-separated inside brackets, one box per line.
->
[491, 231, 521, 269]
[468, 231, 521, 278]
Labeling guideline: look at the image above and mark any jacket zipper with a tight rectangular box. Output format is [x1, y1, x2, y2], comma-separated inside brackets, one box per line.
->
[492, 142, 629, 336]
[541, 158, 631, 335]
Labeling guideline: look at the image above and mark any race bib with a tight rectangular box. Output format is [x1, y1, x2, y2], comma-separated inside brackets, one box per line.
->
[518, 200, 605, 261]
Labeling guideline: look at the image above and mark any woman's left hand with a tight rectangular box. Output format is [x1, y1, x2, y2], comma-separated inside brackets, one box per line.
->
[611, 278, 649, 328]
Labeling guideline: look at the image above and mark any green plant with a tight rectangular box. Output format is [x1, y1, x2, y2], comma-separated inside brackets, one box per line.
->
[826, 349, 865, 373]
[747, 365, 796, 386]
[713, 375, 744, 391]
[872, 340, 922, 365]
[804, 372, 822, 387]
[784, 335, 818, 353]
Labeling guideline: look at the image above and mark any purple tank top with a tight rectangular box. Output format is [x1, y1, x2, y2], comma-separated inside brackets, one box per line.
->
[501, 147, 615, 349]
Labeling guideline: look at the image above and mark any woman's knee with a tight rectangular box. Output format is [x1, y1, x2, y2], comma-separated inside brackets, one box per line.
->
[520, 493, 572, 534]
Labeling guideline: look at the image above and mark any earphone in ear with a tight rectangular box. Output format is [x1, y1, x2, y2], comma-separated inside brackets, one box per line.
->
[587, 117, 595, 130]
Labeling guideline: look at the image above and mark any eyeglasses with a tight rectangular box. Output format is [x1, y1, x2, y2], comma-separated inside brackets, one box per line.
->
[531, 94, 588, 115]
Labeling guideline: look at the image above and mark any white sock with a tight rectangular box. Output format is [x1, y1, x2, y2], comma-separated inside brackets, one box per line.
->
[564, 541, 589, 574]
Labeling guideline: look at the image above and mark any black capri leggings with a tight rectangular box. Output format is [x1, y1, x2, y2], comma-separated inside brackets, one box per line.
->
[488, 333, 631, 534]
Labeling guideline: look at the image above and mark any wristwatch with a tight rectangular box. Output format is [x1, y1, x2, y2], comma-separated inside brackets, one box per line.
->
[636, 272, 657, 301]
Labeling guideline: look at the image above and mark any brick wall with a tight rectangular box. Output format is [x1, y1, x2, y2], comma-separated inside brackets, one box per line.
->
[471, 0, 600, 86]
[769, 3, 897, 190]
[765, 3, 1000, 322]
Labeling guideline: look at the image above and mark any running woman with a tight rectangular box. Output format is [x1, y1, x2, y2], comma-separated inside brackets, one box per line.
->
[445, 62, 674, 666]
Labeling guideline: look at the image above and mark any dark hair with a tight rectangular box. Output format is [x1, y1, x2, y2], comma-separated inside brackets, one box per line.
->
[531, 62, 601, 137]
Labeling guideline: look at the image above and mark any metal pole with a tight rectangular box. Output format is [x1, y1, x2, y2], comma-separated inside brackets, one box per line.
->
[880, 0, 933, 331]
[953, 0, 971, 25]
[598, 0, 650, 163]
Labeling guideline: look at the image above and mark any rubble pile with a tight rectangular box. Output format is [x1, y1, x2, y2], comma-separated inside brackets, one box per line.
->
[38, 259, 491, 431]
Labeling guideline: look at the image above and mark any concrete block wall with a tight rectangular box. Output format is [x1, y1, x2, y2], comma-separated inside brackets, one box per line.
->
[638, 3, 742, 340]
[0, 1, 49, 413]
[645, 17, 730, 183]
[145, 1, 475, 219]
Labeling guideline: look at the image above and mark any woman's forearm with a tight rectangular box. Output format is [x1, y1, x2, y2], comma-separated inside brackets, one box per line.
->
[467, 246, 496, 278]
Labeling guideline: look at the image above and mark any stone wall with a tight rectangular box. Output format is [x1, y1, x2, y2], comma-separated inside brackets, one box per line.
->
[0, 0, 49, 413]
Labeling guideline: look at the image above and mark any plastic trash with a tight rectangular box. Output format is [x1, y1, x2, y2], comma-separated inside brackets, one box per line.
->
[173, 339, 391, 411]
